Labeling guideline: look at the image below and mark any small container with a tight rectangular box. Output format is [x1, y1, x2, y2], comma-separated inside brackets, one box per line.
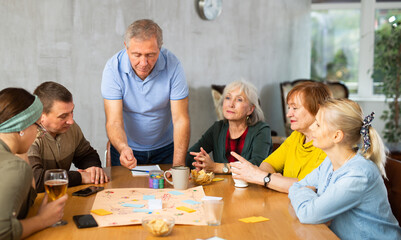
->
[149, 170, 164, 189]
[142, 215, 175, 237]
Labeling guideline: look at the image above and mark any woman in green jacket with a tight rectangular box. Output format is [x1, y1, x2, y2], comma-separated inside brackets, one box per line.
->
[186, 81, 272, 173]
[0, 88, 67, 239]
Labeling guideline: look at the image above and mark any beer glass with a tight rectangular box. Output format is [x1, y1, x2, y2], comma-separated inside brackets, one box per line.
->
[44, 169, 68, 226]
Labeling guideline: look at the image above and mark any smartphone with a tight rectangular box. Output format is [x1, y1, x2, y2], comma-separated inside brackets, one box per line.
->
[72, 186, 104, 197]
[73, 214, 98, 228]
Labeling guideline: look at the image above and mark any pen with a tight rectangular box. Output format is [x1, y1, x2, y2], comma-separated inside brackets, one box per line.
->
[130, 169, 149, 173]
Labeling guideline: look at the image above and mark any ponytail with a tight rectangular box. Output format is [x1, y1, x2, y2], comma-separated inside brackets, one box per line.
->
[321, 99, 387, 177]
[362, 127, 387, 177]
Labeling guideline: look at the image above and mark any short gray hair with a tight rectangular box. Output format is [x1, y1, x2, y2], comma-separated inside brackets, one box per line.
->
[218, 80, 265, 126]
[124, 19, 163, 49]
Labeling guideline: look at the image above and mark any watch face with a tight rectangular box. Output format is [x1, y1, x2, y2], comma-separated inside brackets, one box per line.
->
[222, 165, 228, 173]
[199, 0, 222, 20]
[264, 176, 271, 184]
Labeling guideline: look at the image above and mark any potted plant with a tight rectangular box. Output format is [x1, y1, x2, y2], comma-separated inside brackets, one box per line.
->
[372, 18, 401, 153]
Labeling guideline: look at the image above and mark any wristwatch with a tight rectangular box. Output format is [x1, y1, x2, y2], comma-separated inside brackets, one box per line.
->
[222, 163, 230, 174]
[264, 173, 272, 187]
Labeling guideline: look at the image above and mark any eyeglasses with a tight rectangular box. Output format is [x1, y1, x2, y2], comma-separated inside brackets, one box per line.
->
[34, 122, 47, 138]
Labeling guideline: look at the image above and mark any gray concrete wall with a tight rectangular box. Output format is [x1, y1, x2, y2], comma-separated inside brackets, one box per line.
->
[0, 0, 311, 166]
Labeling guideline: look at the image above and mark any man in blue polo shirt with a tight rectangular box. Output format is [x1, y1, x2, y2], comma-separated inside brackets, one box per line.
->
[101, 19, 190, 169]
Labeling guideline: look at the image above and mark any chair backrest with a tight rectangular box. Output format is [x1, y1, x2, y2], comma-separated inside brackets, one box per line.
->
[105, 140, 111, 167]
[384, 157, 401, 226]
[280, 79, 349, 136]
[211, 84, 226, 120]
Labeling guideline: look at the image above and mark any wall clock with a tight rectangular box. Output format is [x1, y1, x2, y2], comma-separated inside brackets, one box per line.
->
[198, 0, 222, 21]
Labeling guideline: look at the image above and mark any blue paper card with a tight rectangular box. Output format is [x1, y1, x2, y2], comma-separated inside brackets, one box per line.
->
[133, 209, 153, 213]
[143, 195, 155, 200]
[169, 191, 184, 196]
[182, 199, 201, 205]
[122, 203, 145, 208]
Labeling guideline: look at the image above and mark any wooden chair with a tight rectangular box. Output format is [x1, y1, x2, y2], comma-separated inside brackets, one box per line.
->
[384, 157, 401, 226]
[280, 79, 349, 136]
[105, 140, 111, 167]
[211, 84, 226, 120]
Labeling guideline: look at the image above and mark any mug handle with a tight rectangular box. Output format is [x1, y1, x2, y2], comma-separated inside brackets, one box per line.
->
[164, 170, 173, 185]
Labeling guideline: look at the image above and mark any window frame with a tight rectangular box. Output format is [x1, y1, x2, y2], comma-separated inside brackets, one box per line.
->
[311, 0, 401, 101]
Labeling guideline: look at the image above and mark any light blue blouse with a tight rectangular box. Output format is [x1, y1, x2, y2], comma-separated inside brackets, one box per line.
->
[289, 154, 401, 240]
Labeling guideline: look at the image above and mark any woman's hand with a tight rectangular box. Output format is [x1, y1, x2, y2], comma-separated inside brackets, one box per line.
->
[37, 194, 68, 227]
[230, 152, 267, 185]
[190, 147, 216, 172]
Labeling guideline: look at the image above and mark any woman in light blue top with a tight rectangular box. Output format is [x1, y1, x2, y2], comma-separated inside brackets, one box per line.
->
[288, 99, 401, 240]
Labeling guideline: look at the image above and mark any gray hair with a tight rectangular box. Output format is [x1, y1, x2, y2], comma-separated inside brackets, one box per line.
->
[124, 19, 163, 49]
[218, 80, 265, 126]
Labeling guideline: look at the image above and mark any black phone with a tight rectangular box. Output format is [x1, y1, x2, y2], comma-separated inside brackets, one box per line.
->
[73, 214, 98, 228]
[72, 186, 104, 197]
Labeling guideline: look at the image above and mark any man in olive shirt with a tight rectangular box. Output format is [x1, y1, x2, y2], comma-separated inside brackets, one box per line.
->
[28, 81, 108, 192]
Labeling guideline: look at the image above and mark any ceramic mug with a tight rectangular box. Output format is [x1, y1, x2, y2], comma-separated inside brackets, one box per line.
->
[231, 162, 248, 188]
[164, 166, 190, 190]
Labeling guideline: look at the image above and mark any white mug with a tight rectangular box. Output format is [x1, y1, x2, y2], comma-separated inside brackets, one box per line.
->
[164, 166, 190, 190]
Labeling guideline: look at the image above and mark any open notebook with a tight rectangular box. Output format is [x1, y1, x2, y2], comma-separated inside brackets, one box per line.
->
[130, 165, 161, 176]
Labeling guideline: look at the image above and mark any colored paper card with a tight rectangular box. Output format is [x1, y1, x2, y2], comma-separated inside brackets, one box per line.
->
[239, 216, 270, 223]
[121, 203, 144, 208]
[212, 178, 224, 182]
[143, 195, 155, 200]
[176, 206, 196, 213]
[182, 199, 201, 205]
[148, 199, 162, 210]
[133, 209, 153, 213]
[91, 209, 113, 216]
[169, 191, 184, 196]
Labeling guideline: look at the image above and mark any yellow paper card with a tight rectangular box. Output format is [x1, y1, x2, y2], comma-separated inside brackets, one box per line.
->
[212, 178, 224, 182]
[91, 209, 113, 216]
[176, 206, 196, 213]
[239, 216, 269, 223]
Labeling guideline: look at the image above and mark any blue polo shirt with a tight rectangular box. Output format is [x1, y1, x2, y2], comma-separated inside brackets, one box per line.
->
[101, 48, 188, 151]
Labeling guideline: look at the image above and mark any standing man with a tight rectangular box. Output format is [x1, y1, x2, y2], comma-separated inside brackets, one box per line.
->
[28, 81, 108, 192]
[101, 19, 190, 169]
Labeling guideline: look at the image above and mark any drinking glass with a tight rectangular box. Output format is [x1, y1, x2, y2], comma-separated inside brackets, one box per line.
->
[44, 169, 68, 226]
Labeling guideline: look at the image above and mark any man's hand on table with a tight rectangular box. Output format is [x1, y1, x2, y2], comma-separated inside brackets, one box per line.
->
[79, 166, 109, 184]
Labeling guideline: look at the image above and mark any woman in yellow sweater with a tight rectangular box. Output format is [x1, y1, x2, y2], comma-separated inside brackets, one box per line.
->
[231, 81, 331, 193]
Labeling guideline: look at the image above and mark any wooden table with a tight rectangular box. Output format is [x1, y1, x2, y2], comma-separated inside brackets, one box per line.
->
[26, 166, 338, 240]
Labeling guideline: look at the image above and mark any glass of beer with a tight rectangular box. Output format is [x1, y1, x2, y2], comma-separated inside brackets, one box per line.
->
[44, 169, 68, 226]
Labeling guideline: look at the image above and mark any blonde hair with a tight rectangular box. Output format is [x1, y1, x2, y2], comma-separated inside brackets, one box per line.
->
[321, 99, 387, 177]
[218, 80, 264, 126]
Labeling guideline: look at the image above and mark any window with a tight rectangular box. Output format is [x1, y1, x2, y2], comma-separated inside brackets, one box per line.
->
[311, 8, 360, 94]
[373, 8, 401, 94]
[311, 0, 401, 98]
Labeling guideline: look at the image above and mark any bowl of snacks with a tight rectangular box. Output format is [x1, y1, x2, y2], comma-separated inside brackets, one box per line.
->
[191, 169, 214, 185]
[142, 215, 175, 237]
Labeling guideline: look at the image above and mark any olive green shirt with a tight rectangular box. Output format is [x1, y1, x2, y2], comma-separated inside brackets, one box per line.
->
[28, 122, 101, 192]
[0, 139, 36, 240]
